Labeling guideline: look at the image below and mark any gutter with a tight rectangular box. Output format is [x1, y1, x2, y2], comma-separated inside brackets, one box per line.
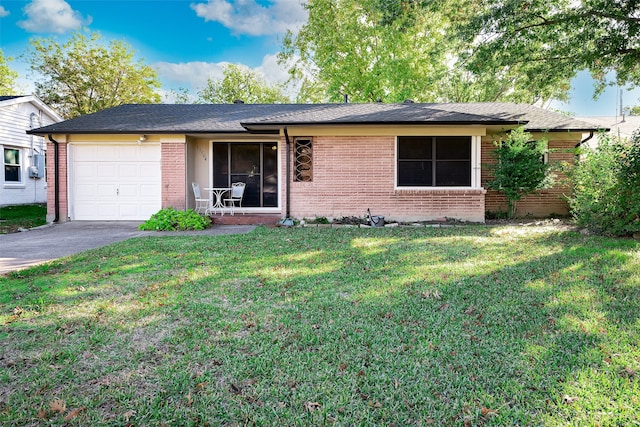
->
[47, 134, 60, 223]
[576, 131, 594, 148]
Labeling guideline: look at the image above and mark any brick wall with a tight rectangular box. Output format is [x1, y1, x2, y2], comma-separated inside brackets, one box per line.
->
[161, 143, 186, 209]
[482, 137, 575, 217]
[46, 140, 68, 222]
[284, 136, 485, 222]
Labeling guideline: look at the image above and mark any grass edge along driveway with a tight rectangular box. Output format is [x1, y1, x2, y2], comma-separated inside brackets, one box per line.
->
[1, 225, 639, 426]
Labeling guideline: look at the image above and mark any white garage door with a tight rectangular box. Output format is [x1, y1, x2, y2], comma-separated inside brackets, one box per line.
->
[71, 144, 162, 220]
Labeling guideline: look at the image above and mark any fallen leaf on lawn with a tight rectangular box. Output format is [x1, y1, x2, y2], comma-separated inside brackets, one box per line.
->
[563, 395, 579, 404]
[305, 401, 321, 412]
[620, 367, 636, 378]
[64, 407, 86, 421]
[339, 363, 348, 371]
[196, 382, 209, 391]
[123, 409, 136, 421]
[49, 399, 66, 414]
[481, 407, 496, 416]
[277, 401, 287, 408]
[369, 400, 382, 408]
[186, 392, 193, 407]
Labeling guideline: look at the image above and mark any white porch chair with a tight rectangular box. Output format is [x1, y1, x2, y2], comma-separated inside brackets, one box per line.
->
[223, 182, 246, 215]
[191, 182, 210, 214]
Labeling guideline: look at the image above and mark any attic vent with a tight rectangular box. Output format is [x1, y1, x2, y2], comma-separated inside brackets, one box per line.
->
[233, 99, 245, 104]
[403, 99, 414, 104]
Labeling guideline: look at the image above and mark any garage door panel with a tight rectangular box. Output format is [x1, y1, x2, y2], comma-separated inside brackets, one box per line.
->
[140, 203, 161, 217]
[118, 164, 138, 177]
[75, 183, 97, 198]
[98, 164, 118, 177]
[141, 184, 161, 196]
[74, 203, 98, 218]
[74, 145, 98, 161]
[118, 184, 138, 197]
[118, 204, 140, 218]
[72, 144, 162, 220]
[97, 184, 117, 197]
[140, 164, 159, 177]
[75, 163, 97, 178]
[141, 145, 161, 162]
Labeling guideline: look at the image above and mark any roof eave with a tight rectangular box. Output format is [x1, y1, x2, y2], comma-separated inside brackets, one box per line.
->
[27, 129, 253, 136]
[241, 120, 526, 129]
[524, 127, 610, 133]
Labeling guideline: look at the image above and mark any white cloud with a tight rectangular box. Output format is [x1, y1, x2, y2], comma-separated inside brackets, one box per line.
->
[190, 0, 307, 36]
[0, 6, 10, 17]
[154, 54, 301, 99]
[18, 0, 91, 34]
[154, 61, 227, 92]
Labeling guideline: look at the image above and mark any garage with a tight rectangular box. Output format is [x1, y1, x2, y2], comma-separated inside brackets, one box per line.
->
[70, 143, 161, 220]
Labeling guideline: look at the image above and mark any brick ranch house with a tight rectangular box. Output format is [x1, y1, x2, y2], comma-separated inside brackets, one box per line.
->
[28, 102, 602, 223]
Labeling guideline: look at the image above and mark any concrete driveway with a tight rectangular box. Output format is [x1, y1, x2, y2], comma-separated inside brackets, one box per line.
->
[0, 221, 256, 275]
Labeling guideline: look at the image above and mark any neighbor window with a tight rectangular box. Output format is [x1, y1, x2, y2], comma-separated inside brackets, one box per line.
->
[397, 136, 471, 187]
[4, 148, 21, 183]
[294, 138, 313, 182]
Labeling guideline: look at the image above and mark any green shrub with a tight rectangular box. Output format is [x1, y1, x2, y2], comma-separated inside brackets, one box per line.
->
[569, 132, 640, 236]
[485, 127, 553, 218]
[139, 207, 211, 231]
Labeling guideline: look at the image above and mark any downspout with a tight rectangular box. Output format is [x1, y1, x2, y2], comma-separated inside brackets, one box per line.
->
[47, 134, 60, 223]
[574, 131, 594, 163]
[280, 127, 294, 226]
[576, 131, 594, 149]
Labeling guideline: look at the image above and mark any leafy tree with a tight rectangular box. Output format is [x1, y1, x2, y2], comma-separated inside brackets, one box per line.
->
[486, 127, 552, 218]
[570, 132, 640, 235]
[164, 87, 194, 104]
[0, 49, 19, 95]
[471, 0, 640, 96]
[198, 64, 290, 104]
[279, 0, 571, 104]
[27, 30, 161, 118]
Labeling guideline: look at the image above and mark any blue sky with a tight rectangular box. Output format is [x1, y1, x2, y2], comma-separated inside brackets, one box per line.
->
[0, 0, 636, 116]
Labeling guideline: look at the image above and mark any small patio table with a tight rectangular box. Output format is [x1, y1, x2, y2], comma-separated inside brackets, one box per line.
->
[204, 187, 231, 215]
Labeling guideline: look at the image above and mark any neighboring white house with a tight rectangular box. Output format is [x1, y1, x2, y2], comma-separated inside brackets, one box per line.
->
[0, 95, 62, 206]
[578, 115, 640, 144]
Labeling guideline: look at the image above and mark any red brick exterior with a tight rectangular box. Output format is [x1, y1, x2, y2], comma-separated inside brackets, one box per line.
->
[161, 143, 186, 210]
[46, 140, 69, 222]
[482, 137, 575, 217]
[283, 135, 485, 222]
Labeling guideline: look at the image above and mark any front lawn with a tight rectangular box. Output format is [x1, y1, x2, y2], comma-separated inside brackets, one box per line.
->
[0, 204, 47, 234]
[1, 226, 639, 426]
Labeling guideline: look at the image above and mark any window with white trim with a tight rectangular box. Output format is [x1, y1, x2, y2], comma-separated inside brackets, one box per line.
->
[397, 136, 472, 187]
[4, 148, 21, 183]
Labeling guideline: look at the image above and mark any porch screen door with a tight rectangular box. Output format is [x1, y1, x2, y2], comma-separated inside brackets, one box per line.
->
[212, 143, 278, 207]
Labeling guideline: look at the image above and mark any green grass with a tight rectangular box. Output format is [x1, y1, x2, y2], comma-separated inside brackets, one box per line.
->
[1, 225, 639, 426]
[0, 204, 47, 234]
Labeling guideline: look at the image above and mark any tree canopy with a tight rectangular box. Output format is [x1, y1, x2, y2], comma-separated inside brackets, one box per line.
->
[472, 0, 640, 96]
[27, 31, 161, 118]
[279, 0, 572, 104]
[198, 64, 290, 104]
[0, 49, 19, 95]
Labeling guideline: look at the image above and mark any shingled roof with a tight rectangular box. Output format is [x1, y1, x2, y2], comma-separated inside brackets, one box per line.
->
[29, 102, 602, 135]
